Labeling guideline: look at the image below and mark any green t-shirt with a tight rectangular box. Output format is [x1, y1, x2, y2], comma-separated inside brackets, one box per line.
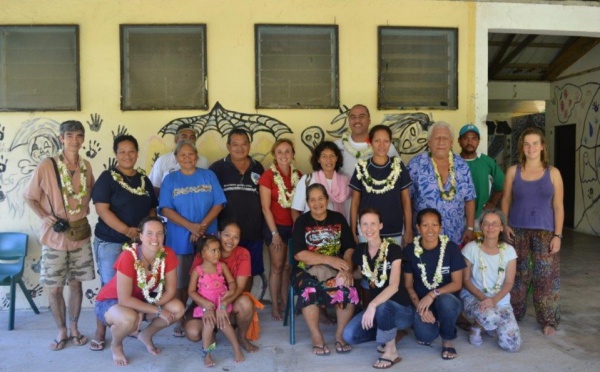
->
[464, 153, 505, 218]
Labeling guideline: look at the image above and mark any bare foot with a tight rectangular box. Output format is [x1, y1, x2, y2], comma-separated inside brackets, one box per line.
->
[234, 345, 245, 363]
[111, 343, 128, 366]
[137, 330, 161, 355]
[239, 337, 259, 353]
[204, 353, 215, 367]
[271, 309, 283, 321]
[543, 326, 557, 335]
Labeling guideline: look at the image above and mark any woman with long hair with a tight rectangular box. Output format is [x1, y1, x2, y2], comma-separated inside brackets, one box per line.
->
[501, 127, 564, 336]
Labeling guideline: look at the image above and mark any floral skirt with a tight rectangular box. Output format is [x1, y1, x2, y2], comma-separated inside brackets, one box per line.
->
[291, 269, 358, 312]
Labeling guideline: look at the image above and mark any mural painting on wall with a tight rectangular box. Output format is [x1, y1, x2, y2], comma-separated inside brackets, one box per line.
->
[155, 101, 293, 164]
[324, 105, 432, 160]
[555, 82, 600, 234]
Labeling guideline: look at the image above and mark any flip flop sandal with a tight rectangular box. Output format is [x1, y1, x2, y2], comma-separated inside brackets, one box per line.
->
[312, 344, 330, 356]
[50, 338, 68, 351]
[441, 346, 457, 360]
[334, 341, 352, 353]
[417, 340, 432, 346]
[69, 334, 88, 346]
[373, 357, 401, 369]
[89, 339, 105, 351]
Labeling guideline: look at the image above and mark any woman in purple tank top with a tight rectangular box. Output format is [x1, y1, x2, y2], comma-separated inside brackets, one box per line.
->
[500, 127, 564, 336]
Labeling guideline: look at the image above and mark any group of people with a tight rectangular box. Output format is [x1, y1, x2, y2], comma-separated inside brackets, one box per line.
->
[23, 103, 564, 369]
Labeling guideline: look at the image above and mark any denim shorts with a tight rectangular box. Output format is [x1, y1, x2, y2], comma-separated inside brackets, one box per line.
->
[93, 238, 123, 286]
[95, 299, 118, 326]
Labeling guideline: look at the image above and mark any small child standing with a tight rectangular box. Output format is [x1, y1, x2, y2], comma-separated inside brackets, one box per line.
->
[188, 235, 244, 367]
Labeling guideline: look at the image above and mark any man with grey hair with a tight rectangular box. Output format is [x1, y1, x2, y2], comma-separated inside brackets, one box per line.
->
[407, 121, 476, 246]
[24, 120, 95, 350]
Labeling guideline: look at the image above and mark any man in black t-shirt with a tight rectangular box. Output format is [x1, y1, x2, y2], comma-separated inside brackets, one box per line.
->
[210, 129, 265, 290]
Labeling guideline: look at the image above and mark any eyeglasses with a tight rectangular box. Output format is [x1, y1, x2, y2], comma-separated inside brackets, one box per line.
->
[481, 222, 501, 229]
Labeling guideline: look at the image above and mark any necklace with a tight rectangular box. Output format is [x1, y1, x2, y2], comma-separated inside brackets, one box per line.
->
[313, 216, 327, 228]
[57, 154, 88, 215]
[271, 164, 300, 208]
[361, 238, 394, 288]
[477, 239, 506, 295]
[429, 151, 456, 201]
[355, 157, 402, 194]
[122, 243, 166, 304]
[111, 169, 149, 196]
[341, 132, 373, 159]
[413, 235, 449, 290]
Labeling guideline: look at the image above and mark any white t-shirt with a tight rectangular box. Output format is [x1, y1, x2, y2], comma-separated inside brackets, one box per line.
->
[334, 137, 399, 177]
[148, 152, 209, 188]
[462, 241, 517, 307]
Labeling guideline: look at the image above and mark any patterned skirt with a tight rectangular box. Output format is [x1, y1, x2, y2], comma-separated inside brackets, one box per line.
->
[291, 269, 359, 312]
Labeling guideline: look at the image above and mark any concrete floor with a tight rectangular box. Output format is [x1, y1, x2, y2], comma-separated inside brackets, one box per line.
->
[1, 229, 599, 371]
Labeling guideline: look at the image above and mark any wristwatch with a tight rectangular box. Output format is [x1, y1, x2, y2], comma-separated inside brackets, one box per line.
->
[553, 234, 563, 239]
[433, 288, 441, 297]
[271, 230, 279, 236]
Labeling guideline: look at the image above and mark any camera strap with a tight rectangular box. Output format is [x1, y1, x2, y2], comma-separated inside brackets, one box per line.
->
[50, 157, 70, 221]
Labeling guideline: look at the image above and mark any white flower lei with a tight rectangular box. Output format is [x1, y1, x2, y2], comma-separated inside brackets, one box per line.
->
[361, 238, 394, 288]
[271, 164, 300, 208]
[356, 157, 402, 194]
[477, 239, 506, 295]
[429, 151, 456, 201]
[413, 234, 449, 290]
[57, 155, 87, 215]
[111, 170, 149, 196]
[122, 243, 166, 304]
[341, 132, 373, 159]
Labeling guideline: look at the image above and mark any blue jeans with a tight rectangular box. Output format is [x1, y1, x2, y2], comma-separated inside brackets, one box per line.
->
[93, 238, 123, 286]
[343, 300, 414, 345]
[413, 293, 463, 343]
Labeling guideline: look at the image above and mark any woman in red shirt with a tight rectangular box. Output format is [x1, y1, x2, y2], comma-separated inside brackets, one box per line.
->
[259, 139, 301, 321]
[94, 217, 184, 366]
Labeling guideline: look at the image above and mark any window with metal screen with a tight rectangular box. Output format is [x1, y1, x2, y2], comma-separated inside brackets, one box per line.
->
[378, 27, 458, 110]
[0, 26, 79, 111]
[256, 25, 339, 109]
[121, 25, 207, 110]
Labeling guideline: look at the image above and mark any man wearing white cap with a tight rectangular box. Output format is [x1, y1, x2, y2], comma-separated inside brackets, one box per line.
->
[149, 123, 209, 197]
[458, 124, 505, 230]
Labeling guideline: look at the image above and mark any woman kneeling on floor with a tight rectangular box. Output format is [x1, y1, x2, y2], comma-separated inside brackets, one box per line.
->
[343, 208, 414, 369]
[94, 216, 185, 366]
[403, 208, 465, 360]
[460, 209, 521, 352]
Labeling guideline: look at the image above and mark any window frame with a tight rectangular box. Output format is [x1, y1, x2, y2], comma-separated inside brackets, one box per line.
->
[120, 23, 208, 111]
[378, 26, 458, 110]
[255, 24, 340, 109]
[0, 24, 80, 112]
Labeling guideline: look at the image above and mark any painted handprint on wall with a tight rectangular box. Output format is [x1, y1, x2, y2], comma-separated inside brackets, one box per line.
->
[86, 113, 103, 132]
[84, 140, 102, 159]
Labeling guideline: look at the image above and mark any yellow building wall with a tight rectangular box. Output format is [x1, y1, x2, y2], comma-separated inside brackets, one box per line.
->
[0, 0, 475, 308]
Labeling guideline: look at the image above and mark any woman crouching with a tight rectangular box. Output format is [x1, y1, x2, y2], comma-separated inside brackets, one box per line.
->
[460, 209, 521, 351]
[94, 216, 184, 366]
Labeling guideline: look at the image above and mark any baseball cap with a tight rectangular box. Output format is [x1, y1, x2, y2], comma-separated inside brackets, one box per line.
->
[459, 124, 480, 138]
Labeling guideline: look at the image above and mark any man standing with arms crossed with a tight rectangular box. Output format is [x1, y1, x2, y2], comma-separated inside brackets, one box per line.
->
[24, 120, 95, 351]
[458, 124, 505, 232]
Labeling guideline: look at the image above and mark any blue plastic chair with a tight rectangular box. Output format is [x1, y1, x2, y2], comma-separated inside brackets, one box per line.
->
[283, 238, 298, 345]
[0, 232, 40, 330]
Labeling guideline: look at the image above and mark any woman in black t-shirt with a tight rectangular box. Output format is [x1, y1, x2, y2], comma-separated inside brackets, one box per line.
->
[343, 208, 413, 369]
